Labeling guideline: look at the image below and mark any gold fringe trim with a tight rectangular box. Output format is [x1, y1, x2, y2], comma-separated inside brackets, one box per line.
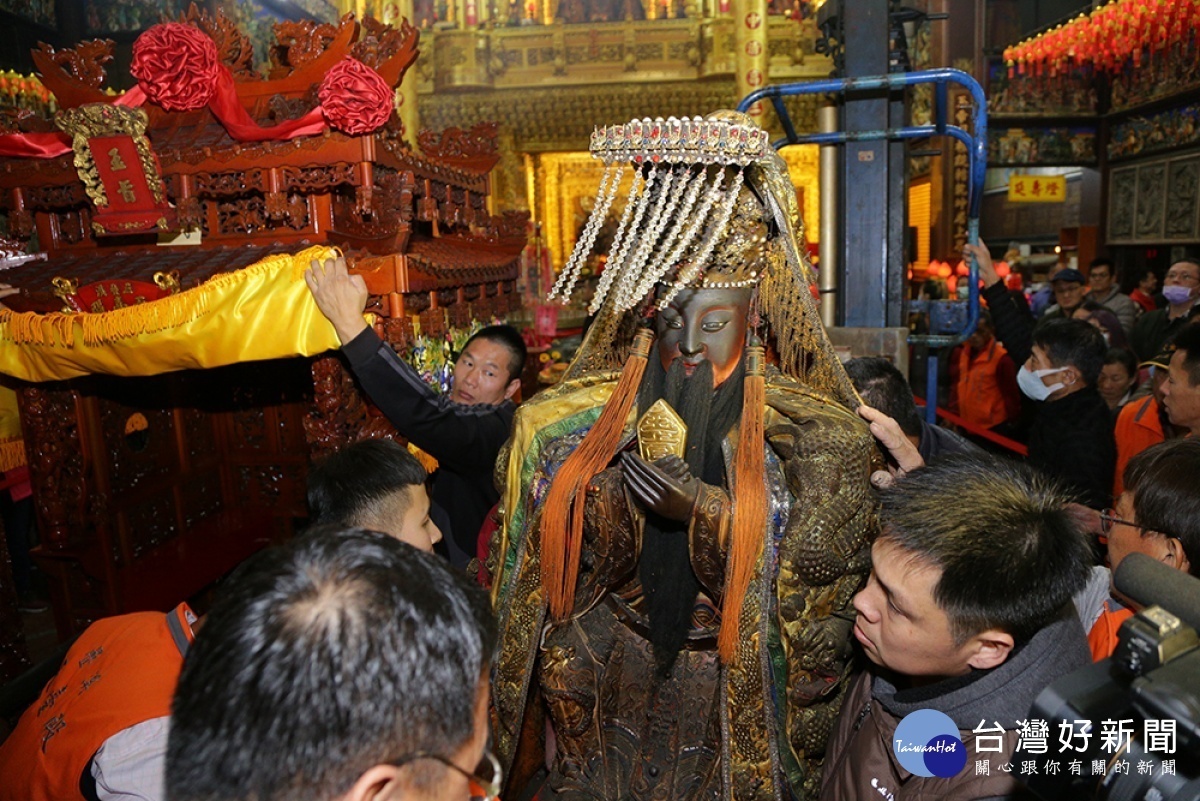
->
[0, 245, 335, 348]
[0, 438, 27, 473]
[407, 443, 439, 475]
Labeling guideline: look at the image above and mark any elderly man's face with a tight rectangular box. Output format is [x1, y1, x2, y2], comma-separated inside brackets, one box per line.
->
[1165, 261, 1200, 288]
[656, 287, 752, 389]
[1164, 262, 1200, 306]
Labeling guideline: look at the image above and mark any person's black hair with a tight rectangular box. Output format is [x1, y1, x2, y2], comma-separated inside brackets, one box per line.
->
[464, 324, 527, 383]
[307, 439, 427, 528]
[844, 357, 921, 438]
[1124, 438, 1200, 577]
[1170, 323, 1200, 387]
[1032, 317, 1107, 386]
[920, 278, 946, 300]
[879, 453, 1091, 644]
[166, 527, 496, 801]
[1103, 347, 1137, 379]
[1121, 263, 1157, 295]
[1088, 257, 1117, 281]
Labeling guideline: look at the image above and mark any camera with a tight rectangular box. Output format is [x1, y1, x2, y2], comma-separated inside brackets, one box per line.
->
[1027, 554, 1200, 801]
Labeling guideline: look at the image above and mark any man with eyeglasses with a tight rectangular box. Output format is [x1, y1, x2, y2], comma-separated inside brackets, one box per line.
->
[166, 527, 501, 801]
[1074, 438, 1200, 661]
[1131, 259, 1200, 362]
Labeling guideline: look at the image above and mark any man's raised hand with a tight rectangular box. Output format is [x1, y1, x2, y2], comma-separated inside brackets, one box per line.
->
[305, 256, 370, 345]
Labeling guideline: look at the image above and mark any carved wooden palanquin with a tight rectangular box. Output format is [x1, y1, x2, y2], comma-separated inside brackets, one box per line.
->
[0, 10, 526, 641]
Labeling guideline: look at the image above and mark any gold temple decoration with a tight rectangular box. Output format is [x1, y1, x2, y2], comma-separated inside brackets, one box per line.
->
[637, 398, 687, 461]
[153, 271, 182, 294]
[55, 105, 166, 209]
[51, 276, 80, 313]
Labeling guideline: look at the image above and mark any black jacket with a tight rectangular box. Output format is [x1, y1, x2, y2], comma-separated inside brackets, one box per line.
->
[983, 281, 1116, 508]
[918, 419, 982, 463]
[342, 328, 516, 568]
[1130, 308, 1192, 362]
[1025, 386, 1116, 509]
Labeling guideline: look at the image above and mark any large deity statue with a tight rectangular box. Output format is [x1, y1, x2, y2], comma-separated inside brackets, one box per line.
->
[490, 112, 877, 800]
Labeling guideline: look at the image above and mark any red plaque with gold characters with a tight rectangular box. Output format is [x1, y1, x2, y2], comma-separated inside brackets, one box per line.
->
[55, 104, 176, 236]
[51, 272, 179, 313]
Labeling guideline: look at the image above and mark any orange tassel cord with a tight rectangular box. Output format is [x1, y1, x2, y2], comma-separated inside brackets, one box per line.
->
[540, 327, 655, 620]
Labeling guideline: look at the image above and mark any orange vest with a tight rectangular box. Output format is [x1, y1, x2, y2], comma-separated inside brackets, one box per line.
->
[0, 603, 194, 801]
[1113, 396, 1166, 496]
[1087, 602, 1135, 662]
[956, 339, 1013, 430]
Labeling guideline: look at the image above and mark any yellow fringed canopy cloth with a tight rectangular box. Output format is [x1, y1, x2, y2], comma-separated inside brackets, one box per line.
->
[0, 386, 25, 473]
[0, 245, 345, 383]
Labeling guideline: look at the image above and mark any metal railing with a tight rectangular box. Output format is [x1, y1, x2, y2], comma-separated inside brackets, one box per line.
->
[738, 68, 990, 422]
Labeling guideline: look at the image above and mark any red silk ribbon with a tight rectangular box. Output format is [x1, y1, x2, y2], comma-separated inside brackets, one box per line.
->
[0, 86, 146, 158]
[0, 65, 330, 159]
[204, 66, 327, 142]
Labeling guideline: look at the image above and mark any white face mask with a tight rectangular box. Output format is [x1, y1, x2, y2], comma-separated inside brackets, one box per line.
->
[1018, 365, 1067, 401]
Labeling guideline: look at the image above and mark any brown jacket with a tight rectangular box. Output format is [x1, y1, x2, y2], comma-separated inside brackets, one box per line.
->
[819, 615, 1089, 800]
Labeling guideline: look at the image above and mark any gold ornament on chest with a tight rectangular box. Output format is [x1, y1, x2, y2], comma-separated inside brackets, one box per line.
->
[636, 398, 687, 462]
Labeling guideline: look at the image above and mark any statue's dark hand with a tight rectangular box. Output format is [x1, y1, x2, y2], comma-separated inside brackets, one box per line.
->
[620, 452, 700, 522]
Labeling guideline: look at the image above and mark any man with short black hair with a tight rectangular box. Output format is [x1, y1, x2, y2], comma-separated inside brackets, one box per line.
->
[1086, 258, 1137, 334]
[306, 256, 528, 568]
[166, 528, 498, 801]
[1077, 438, 1200, 660]
[821, 454, 1092, 800]
[1161, 323, 1200, 438]
[844, 356, 979, 463]
[968, 243, 1116, 508]
[1127, 264, 1159, 314]
[307, 438, 442, 551]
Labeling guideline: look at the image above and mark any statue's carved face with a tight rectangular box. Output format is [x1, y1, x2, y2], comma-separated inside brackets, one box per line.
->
[655, 287, 752, 388]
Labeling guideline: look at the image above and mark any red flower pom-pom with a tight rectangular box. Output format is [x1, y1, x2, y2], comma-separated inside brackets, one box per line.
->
[319, 58, 394, 136]
[131, 23, 220, 112]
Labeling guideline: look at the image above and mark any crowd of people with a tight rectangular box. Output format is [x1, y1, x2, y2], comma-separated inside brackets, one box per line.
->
[950, 246, 1200, 507]
[2, 117, 1199, 801]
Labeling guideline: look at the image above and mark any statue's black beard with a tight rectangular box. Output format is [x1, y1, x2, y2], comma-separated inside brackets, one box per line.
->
[635, 356, 745, 677]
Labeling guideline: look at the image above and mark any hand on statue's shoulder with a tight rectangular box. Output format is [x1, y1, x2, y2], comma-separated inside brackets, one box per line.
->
[764, 374, 874, 442]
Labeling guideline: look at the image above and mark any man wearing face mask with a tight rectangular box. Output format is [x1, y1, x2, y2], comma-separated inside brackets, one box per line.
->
[966, 244, 1115, 510]
[1130, 259, 1200, 362]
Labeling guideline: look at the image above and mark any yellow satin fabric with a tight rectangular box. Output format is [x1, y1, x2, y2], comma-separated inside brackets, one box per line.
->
[0, 386, 24, 472]
[0, 246, 344, 383]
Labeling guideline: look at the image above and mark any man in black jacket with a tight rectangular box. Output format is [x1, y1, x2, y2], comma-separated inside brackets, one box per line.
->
[964, 243, 1115, 509]
[305, 255, 525, 569]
